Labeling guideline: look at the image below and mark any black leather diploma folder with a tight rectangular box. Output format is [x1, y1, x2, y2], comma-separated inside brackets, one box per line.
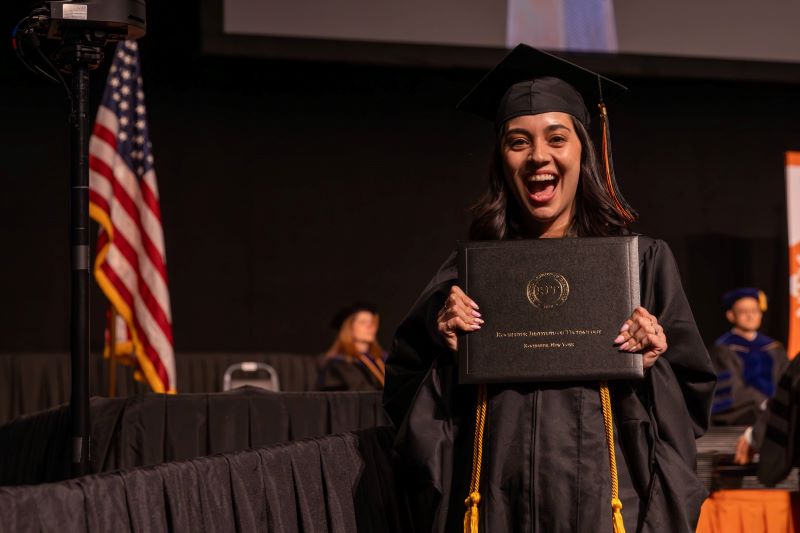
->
[457, 237, 644, 383]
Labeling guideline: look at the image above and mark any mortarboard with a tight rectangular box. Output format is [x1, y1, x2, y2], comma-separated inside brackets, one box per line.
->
[458, 44, 635, 223]
[329, 302, 378, 330]
[723, 288, 768, 312]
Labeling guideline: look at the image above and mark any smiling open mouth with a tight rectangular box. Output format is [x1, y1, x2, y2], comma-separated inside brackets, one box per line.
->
[526, 173, 558, 203]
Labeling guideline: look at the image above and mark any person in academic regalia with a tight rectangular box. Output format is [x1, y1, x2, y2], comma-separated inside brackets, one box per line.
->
[711, 288, 788, 427]
[383, 45, 716, 533]
[705, 288, 789, 465]
[317, 302, 386, 391]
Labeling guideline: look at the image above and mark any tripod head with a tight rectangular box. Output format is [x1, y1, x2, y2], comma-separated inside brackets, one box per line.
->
[46, 0, 145, 41]
[14, 0, 146, 72]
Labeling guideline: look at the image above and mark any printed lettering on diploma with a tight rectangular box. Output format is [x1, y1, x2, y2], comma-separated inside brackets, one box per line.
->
[494, 328, 603, 349]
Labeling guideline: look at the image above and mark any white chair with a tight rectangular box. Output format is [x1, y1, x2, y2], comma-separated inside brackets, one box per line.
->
[222, 362, 280, 392]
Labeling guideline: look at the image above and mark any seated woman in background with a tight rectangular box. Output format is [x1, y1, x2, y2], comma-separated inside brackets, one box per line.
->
[317, 303, 386, 391]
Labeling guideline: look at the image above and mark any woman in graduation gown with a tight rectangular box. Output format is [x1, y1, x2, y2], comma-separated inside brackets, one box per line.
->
[318, 303, 386, 391]
[383, 45, 716, 533]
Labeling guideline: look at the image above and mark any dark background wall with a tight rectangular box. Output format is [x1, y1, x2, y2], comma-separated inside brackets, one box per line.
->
[1, 3, 798, 359]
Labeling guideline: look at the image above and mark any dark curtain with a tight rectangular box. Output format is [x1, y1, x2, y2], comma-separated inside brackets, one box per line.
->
[0, 388, 388, 486]
[0, 353, 72, 428]
[0, 426, 412, 533]
[0, 352, 323, 425]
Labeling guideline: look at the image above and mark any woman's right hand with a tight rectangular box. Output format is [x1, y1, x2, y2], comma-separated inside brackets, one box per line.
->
[436, 286, 483, 352]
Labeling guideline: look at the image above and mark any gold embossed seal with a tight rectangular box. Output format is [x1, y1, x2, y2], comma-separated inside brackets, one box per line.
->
[527, 272, 570, 309]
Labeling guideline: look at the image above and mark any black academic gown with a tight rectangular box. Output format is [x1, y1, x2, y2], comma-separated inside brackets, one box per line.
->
[757, 355, 800, 486]
[317, 356, 384, 391]
[383, 236, 716, 533]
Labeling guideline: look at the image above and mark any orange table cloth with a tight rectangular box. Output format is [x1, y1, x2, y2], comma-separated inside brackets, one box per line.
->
[696, 490, 800, 533]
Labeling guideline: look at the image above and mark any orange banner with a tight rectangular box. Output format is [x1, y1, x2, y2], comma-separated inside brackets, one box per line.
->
[786, 152, 800, 359]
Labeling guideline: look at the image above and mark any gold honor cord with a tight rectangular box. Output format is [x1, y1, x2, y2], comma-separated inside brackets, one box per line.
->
[599, 103, 635, 225]
[464, 384, 488, 533]
[600, 381, 626, 533]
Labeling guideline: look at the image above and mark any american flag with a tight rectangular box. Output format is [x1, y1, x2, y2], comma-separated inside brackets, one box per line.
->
[88, 40, 176, 393]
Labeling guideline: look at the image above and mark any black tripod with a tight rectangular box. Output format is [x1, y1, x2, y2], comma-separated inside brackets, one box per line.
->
[13, 0, 147, 480]
[53, 34, 105, 477]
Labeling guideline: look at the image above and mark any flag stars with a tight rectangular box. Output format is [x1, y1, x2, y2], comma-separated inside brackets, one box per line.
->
[136, 105, 145, 115]
[121, 69, 131, 80]
[119, 131, 128, 141]
[120, 116, 129, 127]
[121, 86, 131, 96]
[137, 91, 144, 100]
[119, 101, 129, 111]
[146, 154, 154, 164]
[135, 120, 145, 131]
[112, 92, 121, 102]
[111, 78, 120, 87]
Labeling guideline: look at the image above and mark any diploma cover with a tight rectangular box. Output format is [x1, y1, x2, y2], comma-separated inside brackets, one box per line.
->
[458, 236, 644, 383]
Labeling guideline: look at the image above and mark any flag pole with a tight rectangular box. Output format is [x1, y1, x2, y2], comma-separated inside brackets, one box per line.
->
[108, 308, 118, 398]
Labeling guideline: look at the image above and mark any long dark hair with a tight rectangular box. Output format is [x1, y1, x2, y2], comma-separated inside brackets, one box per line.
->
[469, 117, 637, 239]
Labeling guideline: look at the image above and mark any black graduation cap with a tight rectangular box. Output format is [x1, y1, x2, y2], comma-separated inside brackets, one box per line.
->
[329, 302, 378, 330]
[457, 44, 627, 129]
[458, 44, 635, 224]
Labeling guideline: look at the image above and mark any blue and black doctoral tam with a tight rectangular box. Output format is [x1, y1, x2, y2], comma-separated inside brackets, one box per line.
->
[722, 287, 768, 312]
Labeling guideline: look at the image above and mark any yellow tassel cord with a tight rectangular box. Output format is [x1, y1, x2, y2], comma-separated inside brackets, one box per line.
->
[599, 103, 635, 225]
[464, 384, 488, 533]
[600, 381, 626, 533]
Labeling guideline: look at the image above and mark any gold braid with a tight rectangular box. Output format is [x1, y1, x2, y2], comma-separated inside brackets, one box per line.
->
[464, 384, 488, 533]
[600, 381, 626, 533]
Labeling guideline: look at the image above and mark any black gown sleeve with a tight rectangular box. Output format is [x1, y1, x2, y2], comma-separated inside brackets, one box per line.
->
[622, 237, 716, 531]
[639, 237, 716, 440]
[383, 253, 458, 427]
[382, 253, 465, 532]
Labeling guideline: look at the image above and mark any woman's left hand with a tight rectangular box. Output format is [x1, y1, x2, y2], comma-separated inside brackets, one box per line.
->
[614, 306, 667, 370]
